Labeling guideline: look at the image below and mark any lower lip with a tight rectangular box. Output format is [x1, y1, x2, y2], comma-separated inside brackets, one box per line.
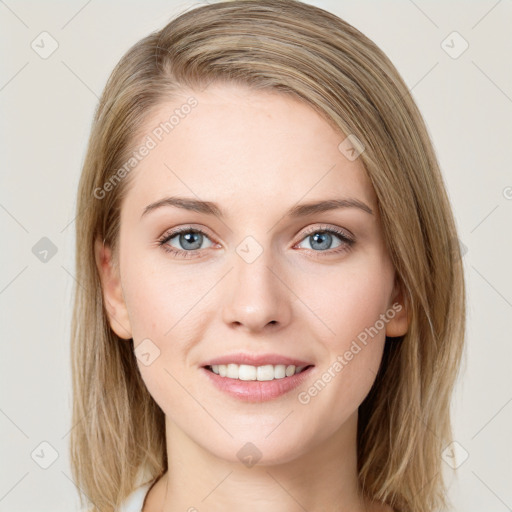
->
[200, 366, 315, 402]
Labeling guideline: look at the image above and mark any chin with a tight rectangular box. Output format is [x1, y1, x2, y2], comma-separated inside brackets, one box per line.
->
[201, 434, 313, 467]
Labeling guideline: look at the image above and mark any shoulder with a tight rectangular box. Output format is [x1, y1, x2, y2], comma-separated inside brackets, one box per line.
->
[118, 481, 152, 512]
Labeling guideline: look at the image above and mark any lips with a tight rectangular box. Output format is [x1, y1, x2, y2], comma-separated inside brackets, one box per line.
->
[201, 364, 315, 402]
[199, 352, 315, 402]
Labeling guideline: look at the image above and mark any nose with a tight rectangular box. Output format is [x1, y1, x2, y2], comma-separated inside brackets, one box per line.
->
[221, 249, 292, 334]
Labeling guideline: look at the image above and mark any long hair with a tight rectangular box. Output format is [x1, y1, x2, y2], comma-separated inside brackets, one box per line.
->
[69, 1, 466, 510]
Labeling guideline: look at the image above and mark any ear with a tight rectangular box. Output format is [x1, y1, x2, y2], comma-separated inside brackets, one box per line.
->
[385, 276, 409, 338]
[94, 236, 132, 340]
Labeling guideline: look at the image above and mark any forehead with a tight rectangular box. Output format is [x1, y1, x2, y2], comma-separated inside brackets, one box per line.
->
[122, 84, 377, 217]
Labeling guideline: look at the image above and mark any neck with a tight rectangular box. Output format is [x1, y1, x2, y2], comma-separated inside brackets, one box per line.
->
[152, 411, 371, 512]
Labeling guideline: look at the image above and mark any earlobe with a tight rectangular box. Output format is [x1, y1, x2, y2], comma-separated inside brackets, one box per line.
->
[94, 236, 132, 340]
[385, 277, 409, 338]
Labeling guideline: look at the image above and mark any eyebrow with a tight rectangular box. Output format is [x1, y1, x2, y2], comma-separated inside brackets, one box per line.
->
[141, 196, 374, 219]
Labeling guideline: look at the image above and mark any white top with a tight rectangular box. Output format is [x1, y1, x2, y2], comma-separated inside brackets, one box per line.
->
[118, 481, 153, 512]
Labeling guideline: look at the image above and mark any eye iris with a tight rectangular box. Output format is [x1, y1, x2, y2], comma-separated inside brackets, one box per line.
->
[310, 231, 332, 250]
[180, 231, 202, 250]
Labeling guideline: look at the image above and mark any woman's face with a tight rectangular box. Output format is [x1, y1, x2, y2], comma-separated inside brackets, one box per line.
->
[96, 83, 408, 464]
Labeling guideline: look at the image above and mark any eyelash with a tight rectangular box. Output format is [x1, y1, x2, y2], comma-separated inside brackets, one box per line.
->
[157, 224, 355, 260]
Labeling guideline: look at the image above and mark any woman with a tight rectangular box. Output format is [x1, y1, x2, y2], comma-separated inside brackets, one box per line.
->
[70, 1, 466, 511]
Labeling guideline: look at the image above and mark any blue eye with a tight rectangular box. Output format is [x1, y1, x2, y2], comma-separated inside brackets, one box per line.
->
[157, 224, 355, 259]
[158, 228, 215, 258]
[296, 226, 354, 253]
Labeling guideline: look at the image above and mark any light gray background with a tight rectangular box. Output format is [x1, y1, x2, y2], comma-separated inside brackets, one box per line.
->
[1, 1, 511, 511]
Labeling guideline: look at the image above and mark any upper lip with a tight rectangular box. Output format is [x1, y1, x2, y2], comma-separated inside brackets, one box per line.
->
[201, 353, 314, 368]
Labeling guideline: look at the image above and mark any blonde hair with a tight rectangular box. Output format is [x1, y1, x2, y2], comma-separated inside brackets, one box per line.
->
[70, 1, 466, 510]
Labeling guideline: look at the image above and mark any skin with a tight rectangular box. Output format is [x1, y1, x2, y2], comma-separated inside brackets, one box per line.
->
[95, 83, 407, 512]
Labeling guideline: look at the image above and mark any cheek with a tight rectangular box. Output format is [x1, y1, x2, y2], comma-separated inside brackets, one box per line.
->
[121, 244, 203, 340]
[122, 259, 202, 415]
[311, 262, 391, 385]
[295, 254, 393, 403]
[297, 254, 393, 350]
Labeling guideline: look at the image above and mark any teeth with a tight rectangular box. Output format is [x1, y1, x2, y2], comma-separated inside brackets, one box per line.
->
[209, 363, 308, 381]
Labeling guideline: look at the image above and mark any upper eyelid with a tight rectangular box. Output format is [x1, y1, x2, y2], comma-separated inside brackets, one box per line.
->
[300, 224, 353, 238]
